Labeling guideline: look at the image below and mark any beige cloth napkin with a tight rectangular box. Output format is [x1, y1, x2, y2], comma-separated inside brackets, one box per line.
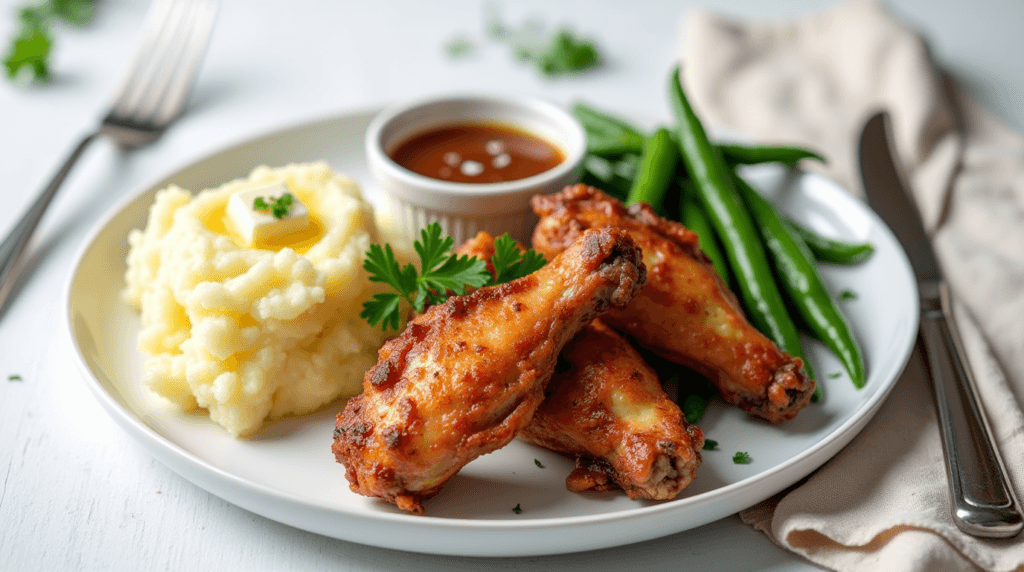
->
[680, 1, 1024, 570]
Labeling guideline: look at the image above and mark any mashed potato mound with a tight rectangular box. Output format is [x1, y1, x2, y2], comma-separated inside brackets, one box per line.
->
[124, 162, 388, 437]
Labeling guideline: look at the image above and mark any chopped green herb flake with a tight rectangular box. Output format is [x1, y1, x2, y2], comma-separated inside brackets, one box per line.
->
[5, 0, 95, 83]
[702, 439, 717, 451]
[445, 36, 475, 58]
[452, 8, 601, 77]
[8, 374, 22, 381]
[828, 372, 842, 379]
[4, 23, 51, 82]
[733, 451, 751, 464]
[682, 393, 709, 424]
[512, 503, 522, 514]
[253, 193, 294, 220]
[839, 289, 858, 301]
[534, 459, 543, 468]
[51, 0, 95, 26]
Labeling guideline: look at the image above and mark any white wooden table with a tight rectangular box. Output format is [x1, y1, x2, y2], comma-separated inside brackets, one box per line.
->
[1, 1, 1021, 569]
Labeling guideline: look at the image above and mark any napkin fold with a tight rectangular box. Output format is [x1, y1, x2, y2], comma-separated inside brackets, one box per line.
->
[681, 1, 1024, 570]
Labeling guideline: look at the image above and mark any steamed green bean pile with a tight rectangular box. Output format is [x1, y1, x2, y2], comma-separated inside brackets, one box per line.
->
[573, 67, 873, 403]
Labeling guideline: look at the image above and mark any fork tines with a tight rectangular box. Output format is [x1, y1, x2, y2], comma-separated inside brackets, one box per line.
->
[107, 0, 219, 127]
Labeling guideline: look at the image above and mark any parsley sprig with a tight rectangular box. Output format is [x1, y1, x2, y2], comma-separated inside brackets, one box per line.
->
[253, 193, 294, 220]
[360, 223, 547, 331]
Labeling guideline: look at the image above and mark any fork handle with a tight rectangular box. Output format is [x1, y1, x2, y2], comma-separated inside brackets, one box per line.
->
[0, 131, 100, 314]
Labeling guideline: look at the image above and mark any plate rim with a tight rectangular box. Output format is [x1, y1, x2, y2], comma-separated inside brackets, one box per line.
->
[64, 106, 921, 556]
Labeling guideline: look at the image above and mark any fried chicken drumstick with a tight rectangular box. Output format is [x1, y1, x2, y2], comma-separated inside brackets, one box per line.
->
[532, 185, 815, 423]
[522, 319, 704, 499]
[456, 232, 703, 500]
[332, 228, 647, 513]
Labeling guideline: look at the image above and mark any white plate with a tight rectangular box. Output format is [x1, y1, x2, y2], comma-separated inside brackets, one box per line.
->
[66, 108, 919, 557]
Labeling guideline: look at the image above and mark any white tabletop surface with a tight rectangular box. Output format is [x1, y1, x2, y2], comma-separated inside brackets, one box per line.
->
[1, 0, 1021, 570]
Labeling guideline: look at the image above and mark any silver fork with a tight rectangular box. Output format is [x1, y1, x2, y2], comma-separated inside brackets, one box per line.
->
[0, 0, 218, 314]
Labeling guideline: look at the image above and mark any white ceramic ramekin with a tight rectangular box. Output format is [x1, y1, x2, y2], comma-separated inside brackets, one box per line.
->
[364, 94, 586, 247]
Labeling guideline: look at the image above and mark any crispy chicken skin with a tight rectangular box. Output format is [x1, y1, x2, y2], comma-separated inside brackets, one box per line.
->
[332, 228, 647, 513]
[531, 185, 815, 423]
[456, 232, 703, 499]
[520, 320, 704, 499]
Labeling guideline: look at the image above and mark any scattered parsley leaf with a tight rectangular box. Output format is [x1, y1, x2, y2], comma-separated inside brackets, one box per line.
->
[532, 29, 600, 76]
[512, 503, 523, 514]
[253, 193, 294, 220]
[732, 451, 751, 464]
[4, 0, 95, 83]
[534, 459, 543, 468]
[4, 23, 51, 82]
[839, 289, 857, 301]
[448, 7, 602, 77]
[8, 374, 22, 381]
[445, 36, 475, 58]
[828, 372, 842, 379]
[490, 233, 546, 285]
[682, 393, 709, 424]
[51, 0, 94, 26]
[702, 439, 717, 451]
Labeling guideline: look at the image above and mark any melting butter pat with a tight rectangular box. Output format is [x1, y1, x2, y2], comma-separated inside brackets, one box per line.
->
[226, 181, 309, 246]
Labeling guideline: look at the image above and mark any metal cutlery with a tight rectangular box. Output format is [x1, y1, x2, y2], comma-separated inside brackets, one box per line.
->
[859, 111, 1023, 538]
[0, 0, 219, 314]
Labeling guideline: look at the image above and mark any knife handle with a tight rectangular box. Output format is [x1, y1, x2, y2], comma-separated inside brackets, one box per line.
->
[919, 282, 1023, 537]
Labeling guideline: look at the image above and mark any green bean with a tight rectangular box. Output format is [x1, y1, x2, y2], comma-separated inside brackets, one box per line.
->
[571, 101, 645, 157]
[572, 101, 827, 167]
[785, 220, 874, 265]
[732, 171, 866, 390]
[667, 66, 807, 368]
[625, 127, 678, 210]
[679, 179, 732, 284]
[719, 144, 826, 166]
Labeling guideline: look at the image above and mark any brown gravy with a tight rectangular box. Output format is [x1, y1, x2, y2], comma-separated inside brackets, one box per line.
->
[389, 123, 564, 184]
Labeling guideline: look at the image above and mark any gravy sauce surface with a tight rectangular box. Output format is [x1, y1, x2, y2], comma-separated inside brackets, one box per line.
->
[389, 123, 564, 184]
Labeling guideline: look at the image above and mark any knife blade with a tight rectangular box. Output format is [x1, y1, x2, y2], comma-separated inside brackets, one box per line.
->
[859, 111, 1023, 538]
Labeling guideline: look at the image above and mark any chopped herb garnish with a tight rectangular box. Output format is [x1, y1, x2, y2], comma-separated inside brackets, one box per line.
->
[534, 459, 543, 468]
[828, 372, 842, 379]
[702, 439, 717, 451]
[682, 394, 710, 424]
[8, 374, 22, 381]
[512, 503, 522, 514]
[839, 289, 857, 301]
[446, 7, 602, 77]
[253, 193, 294, 220]
[445, 36, 475, 57]
[732, 451, 751, 464]
[360, 223, 546, 332]
[4, 0, 95, 83]
[529, 29, 601, 77]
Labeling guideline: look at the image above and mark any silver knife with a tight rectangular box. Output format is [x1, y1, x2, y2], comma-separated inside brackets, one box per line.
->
[859, 111, 1023, 538]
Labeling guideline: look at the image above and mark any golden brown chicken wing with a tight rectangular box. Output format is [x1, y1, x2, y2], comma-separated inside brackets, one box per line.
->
[455, 232, 703, 500]
[521, 319, 704, 499]
[531, 185, 814, 423]
[332, 228, 647, 513]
